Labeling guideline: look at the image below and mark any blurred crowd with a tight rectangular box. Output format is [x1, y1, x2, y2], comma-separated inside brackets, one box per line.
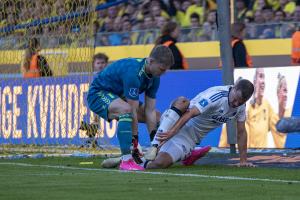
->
[1, 0, 300, 49]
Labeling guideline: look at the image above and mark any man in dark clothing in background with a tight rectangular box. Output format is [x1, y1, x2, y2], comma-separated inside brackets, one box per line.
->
[231, 22, 252, 67]
[155, 21, 189, 70]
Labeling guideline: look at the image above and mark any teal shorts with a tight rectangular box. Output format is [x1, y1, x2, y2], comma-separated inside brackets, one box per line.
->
[87, 90, 119, 121]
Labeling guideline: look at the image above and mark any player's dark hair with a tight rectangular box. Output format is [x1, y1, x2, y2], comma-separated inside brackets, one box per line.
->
[149, 45, 174, 67]
[235, 79, 254, 100]
[93, 53, 109, 64]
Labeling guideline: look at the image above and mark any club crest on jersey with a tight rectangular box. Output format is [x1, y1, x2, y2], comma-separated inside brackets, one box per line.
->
[199, 99, 208, 107]
[129, 88, 138, 97]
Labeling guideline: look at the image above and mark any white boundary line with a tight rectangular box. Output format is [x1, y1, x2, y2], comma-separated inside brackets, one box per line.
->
[0, 162, 299, 184]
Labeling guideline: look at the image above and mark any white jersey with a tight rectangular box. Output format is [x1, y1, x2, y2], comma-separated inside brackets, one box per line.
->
[179, 85, 246, 145]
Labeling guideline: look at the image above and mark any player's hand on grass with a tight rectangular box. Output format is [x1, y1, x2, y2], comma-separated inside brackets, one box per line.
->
[237, 161, 256, 167]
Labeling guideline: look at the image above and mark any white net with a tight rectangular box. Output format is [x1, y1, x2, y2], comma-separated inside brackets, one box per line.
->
[0, 0, 122, 155]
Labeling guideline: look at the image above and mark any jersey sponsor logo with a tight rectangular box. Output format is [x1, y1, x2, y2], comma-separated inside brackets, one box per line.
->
[199, 99, 208, 107]
[212, 115, 229, 123]
[129, 88, 139, 97]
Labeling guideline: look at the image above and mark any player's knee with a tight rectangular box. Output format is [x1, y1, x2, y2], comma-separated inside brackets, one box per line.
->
[154, 160, 171, 169]
[119, 103, 132, 114]
[148, 153, 173, 169]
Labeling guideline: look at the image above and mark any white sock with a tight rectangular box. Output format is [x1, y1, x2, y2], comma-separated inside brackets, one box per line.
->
[152, 109, 180, 146]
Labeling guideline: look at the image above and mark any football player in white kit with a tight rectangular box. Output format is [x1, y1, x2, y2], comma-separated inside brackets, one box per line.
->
[145, 79, 255, 169]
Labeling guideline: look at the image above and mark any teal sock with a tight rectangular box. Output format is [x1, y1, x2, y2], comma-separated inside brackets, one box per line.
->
[117, 113, 133, 155]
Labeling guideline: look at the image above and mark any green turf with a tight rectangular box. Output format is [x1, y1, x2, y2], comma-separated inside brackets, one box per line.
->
[0, 157, 299, 200]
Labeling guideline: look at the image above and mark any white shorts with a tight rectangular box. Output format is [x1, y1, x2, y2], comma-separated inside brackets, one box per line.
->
[159, 130, 195, 163]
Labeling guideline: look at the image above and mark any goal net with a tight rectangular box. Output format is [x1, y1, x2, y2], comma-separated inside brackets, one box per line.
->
[0, 0, 122, 155]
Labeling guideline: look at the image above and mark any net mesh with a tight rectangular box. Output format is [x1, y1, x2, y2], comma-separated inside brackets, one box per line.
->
[0, 0, 120, 155]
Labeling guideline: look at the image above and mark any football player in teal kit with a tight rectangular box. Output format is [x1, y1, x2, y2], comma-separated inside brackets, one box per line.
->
[87, 45, 174, 171]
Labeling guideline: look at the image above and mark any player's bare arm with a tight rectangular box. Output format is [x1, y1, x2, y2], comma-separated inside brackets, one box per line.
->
[237, 121, 255, 167]
[145, 96, 157, 133]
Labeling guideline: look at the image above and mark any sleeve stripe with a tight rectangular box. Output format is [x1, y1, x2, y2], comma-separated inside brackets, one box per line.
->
[209, 91, 228, 101]
[211, 94, 228, 102]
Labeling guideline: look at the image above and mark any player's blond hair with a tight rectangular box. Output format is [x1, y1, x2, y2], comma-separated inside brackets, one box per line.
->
[149, 45, 174, 67]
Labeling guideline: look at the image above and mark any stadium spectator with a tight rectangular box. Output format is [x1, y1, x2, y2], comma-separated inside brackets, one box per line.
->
[101, 18, 114, 32]
[262, 6, 275, 22]
[182, 13, 206, 42]
[184, 0, 205, 27]
[4, 0, 300, 48]
[190, 12, 201, 28]
[151, 4, 170, 20]
[96, 6, 107, 28]
[252, 0, 269, 12]
[274, 9, 286, 22]
[292, 4, 300, 21]
[202, 10, 217, 40]
[174, 0, 192, 27]
[272, 9, 287, 37]
[278, 0, 296, 16]
[139, 16, 157, 44]
[22, 38, 52, 78]
[155, 21, 189, 70]
[155, 16, 168, 29]
[106, 5, 119, 21]
[236, 0, 250, 22]
[253, 10, 265, 23]
[231, 22, 253, 67]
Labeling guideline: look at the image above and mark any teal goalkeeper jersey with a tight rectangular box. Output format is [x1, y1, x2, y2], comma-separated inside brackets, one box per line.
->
[89, 58, 160, 100]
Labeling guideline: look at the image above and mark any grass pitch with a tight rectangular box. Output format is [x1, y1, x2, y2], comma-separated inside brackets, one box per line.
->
[0, 157, 299, 200]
